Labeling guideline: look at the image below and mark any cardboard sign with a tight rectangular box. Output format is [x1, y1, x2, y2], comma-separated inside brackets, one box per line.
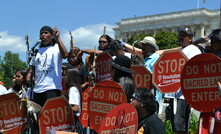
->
[153, 49, 188, 93]
[39, 96, 75, 134]
[99, 103, 138, 134]
[79, 87, 93, 128]
[0, 93, 27, 134]
[181, 53, 221, 112]
[131, 65, 152, 90]
[88, 80, 127, 133]
[95, 52, 113, 83]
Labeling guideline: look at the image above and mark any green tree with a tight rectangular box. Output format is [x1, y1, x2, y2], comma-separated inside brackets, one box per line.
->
[127, 33, 152, 47]
[155, 31, 178, 50]
[0, 51, 27, 88]
[126, 31, 178, 50]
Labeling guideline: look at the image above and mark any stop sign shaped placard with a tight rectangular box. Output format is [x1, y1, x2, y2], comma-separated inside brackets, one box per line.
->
[153, 49, 188, 93]
[88, 80, 127, 133]
[39, 96, 75, 134]
[99, 103, 138, 134]
[131, 65, 152, 90]
[95, 52, 113, 83]
[79, 87, 93, 128]
[181, 53, 221, 112]
[0, 93, 27, 134]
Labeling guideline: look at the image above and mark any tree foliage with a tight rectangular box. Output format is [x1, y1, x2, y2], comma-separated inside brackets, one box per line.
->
[126, 31, 178, 50]
[155, 31, 178, 50]
[0, 51, 27, 88]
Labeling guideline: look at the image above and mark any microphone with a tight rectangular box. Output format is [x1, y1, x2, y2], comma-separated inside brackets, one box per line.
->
[31, 40, 41, 51]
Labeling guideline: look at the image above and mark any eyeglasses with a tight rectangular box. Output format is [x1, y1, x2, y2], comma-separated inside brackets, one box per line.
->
[98, 40, 107, 44]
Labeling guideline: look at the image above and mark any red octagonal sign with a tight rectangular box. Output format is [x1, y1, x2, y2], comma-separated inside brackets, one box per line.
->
[39, 96, 75, 134]
[95, 52, 113, 83]
[131, 65, 152, 90]
[88, 80, 127, 133]
[99, 103, 138, 134]
[181, 53, 221, 112]
[153, 49, 188, 93]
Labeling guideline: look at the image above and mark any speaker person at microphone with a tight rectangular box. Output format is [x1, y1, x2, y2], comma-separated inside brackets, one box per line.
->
[27, 25, 68, 106]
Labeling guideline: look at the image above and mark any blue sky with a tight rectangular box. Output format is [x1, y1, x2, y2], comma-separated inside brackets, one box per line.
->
[0, 0, 219, 62]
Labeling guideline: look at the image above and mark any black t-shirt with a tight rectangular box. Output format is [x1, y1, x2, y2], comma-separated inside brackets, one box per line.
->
[137, 114, 165, 134]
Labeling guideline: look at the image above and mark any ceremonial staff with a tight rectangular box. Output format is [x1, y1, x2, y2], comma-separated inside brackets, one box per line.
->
[25, 35, 30, 64]
[69, 31, 74, 49]
[103, 26, 106, 35]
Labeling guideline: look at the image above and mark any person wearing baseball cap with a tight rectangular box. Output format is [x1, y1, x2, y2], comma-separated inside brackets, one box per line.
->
[165, 28, 202, 134]
[130, 88, 165, 134]
[195, 29, 221, 134]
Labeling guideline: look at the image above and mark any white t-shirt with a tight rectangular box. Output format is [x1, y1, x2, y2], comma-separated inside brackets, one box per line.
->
[31, 43, 62, 93]
[112, 52, 132, 60]
[0, 85, 8, 95]
[165, 44, 202, 99]
[68, 86, 81, 116]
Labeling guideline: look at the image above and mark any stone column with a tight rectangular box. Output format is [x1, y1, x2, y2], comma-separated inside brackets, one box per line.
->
[200, 25, 205, 37]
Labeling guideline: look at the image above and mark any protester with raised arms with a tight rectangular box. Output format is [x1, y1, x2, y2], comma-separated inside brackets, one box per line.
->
[27, 25, 68, 107]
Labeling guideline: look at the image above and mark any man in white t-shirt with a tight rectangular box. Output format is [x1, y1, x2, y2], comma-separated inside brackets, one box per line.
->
[166, 28, 201, 134]
[27, 26, 68, 106]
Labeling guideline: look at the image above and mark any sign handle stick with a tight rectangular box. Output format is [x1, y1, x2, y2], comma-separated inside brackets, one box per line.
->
[217, 82, 221, 96]
[209, 117, 215, 133]
[199, 116, 203, 134]
[173, 98, 177, 115]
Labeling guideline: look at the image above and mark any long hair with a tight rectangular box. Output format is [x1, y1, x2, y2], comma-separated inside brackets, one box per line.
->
[114, 69, 135, 103]
[13, 69, 27, 92]
[64, 68, 82, 100]
[67, 47, 83, 66]
[113, 69, 133, 83]
[98, 34, 112, 50]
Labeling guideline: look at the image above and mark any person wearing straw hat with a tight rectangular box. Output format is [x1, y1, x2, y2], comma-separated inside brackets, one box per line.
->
[136, 36, 163, 115]
[110, 55, 135, 102]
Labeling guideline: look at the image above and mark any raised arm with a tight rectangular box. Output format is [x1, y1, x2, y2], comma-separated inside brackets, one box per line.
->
[53, 27, 68, 59]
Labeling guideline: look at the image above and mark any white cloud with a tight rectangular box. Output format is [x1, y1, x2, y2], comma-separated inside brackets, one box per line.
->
[0, 31, 26, 53]
[0, 23, 115, 61]
[62, 23, 115, 50]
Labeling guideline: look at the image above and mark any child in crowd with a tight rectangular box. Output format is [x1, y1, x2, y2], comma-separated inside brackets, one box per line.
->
[63, 68, 85, 134]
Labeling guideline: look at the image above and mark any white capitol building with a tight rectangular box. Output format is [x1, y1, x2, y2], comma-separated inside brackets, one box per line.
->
[113, 8, 220, 42]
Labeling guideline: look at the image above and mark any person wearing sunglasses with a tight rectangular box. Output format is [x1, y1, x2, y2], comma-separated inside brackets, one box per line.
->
[81, 34, 114, 56]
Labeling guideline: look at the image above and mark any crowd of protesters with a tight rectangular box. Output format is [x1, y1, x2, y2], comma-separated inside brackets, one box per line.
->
[0, 25, 221, 134]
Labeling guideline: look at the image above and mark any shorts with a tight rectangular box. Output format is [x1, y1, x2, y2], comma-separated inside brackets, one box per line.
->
[167, 99, 191, 132]
[33, 89, 61, 107]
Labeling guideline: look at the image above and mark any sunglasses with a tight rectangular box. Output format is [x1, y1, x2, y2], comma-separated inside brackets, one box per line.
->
[98, 40, 107, 44]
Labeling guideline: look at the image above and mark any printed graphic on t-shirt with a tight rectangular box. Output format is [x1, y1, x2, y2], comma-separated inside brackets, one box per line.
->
[36, 53, 54, 81]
